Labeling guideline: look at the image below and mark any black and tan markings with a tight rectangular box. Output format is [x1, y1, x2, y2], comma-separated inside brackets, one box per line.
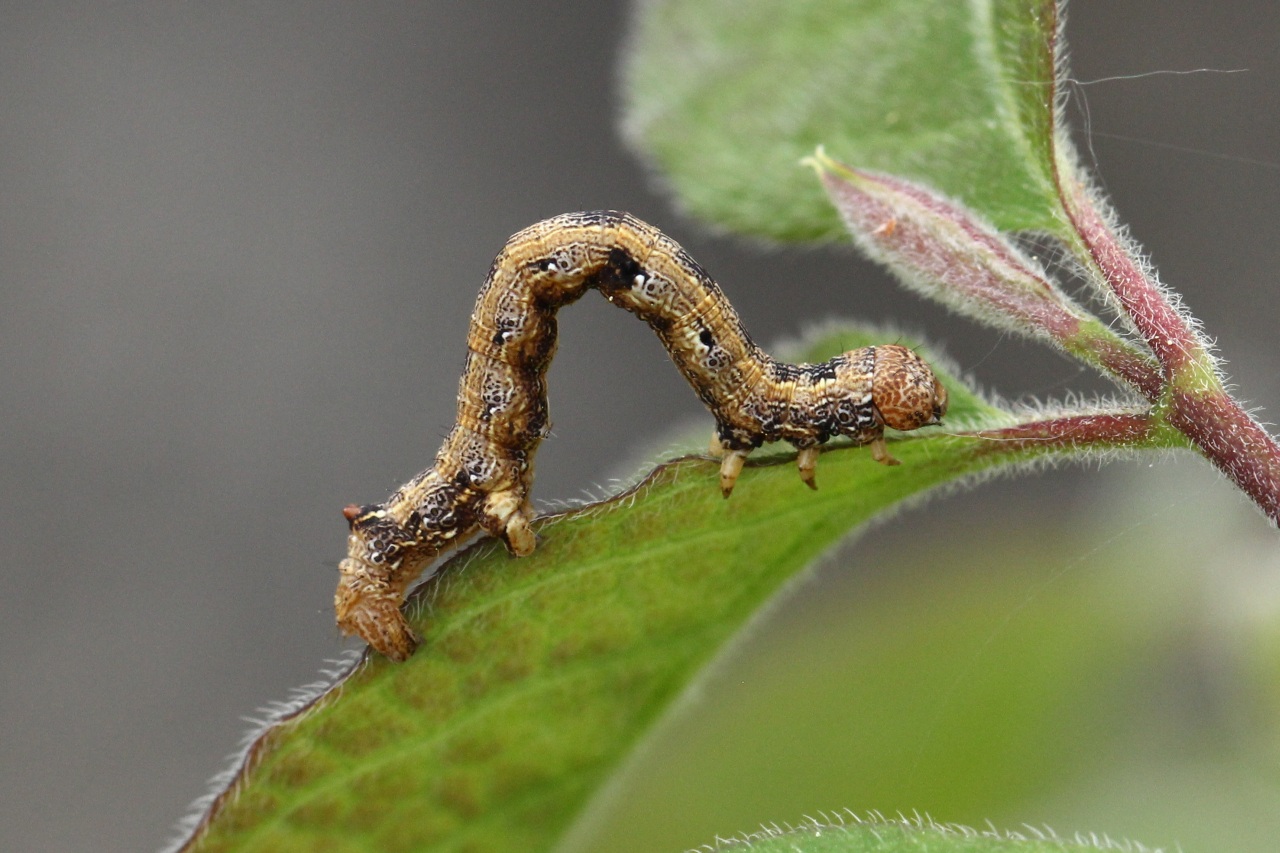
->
[336, 211, 948, 661]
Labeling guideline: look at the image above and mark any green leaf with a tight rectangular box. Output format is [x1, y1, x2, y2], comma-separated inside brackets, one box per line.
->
[622, 0, 1065, 241]
[570, 480, 1201, 851]
[176, 328, 1096, 852]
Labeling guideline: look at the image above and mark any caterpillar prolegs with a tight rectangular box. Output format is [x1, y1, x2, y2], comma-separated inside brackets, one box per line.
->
[337, 211, 948, 661]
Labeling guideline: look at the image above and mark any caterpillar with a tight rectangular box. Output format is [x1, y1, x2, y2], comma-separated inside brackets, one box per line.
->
[337, 211, 947, 661]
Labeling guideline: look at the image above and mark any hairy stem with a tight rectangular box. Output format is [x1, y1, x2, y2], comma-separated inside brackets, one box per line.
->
[1061, 177, 1209, 376]
[966, 411, 1161, 459]
[1060, 177, 1280, 524]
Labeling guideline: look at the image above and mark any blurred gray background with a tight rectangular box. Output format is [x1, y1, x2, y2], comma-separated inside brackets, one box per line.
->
[1, 2, 1276, 851]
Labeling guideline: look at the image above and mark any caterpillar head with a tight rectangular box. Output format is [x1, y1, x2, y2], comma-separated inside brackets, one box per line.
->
[335, 504, 421, 661]
[334, 565, 419, 663]
[870, 344, 948, 432]
[335, 571, 419, 666]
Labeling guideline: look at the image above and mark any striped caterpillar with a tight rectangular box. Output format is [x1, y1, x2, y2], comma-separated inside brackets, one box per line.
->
[337, 211, 947, 661]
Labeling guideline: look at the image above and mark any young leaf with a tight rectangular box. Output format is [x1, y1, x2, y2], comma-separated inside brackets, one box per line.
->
[808, 152, 1162, 401]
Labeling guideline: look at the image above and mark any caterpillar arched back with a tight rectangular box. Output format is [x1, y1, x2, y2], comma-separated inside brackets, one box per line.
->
[337, 211, 947, 661]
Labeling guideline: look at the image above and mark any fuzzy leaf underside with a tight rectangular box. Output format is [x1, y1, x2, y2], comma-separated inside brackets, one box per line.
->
[691, 819, 1139, 853]
[180, 331, 1057, 852]
[622, 0, 1064, 241]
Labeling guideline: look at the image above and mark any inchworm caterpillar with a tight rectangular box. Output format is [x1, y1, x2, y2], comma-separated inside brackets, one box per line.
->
[337, 211, 948, 661]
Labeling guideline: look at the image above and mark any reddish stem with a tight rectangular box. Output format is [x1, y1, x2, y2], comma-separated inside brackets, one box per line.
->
[969, 412, 1156, 458]
[1089, 336, 1164, 404]
[1166, 389, 1280, 524]
[1061, 181, 1280, 525]
[1063, 181, 1205, 374]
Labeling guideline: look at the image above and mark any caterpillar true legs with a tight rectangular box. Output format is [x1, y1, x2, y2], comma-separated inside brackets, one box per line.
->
[336, 211, 948, 661]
